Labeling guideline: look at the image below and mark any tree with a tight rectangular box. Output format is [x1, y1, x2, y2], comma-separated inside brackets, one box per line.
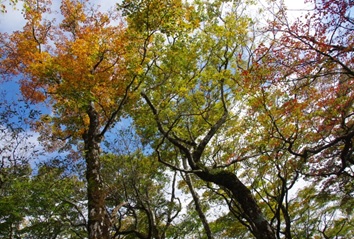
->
[289, 183, 354, 238]
[23, 162, 87, 238]
[255, 0, 353, 177]
[0, 90, 39, 238]
[0, 163, 31, 238]
[180, 157, 214, 239]
[1, 0, 353, 238]
[0, 0, 145, 238]
[0, 89, 86, 238]
[123, 0, 353, 238]
[0, 159, 87, 239]
[101, 127, 182, 239]
[122, 0, 277, 238]
[242, 0, 353, 237]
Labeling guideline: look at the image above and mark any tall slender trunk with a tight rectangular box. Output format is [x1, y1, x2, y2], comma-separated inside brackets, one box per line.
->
[182, 158, 213, 239]
[84, 104, 110, 239]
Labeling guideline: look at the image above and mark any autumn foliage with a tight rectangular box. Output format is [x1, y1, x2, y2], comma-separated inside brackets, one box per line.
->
[0, 0, 353, 238]
[1, 0, 131, 140]
[253, 0, 354, 177]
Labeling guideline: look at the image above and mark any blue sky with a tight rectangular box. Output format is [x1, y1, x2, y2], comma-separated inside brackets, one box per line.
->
[0, 1, 132, 170]
[0, 0, 308, 165]
[0, 0, 307, 33]
[0, 0, 120, 33]
[0, 0, 121, 101]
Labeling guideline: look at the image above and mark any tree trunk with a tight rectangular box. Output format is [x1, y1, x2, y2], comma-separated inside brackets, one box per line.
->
[141, 92, 275, 238]
[195, 169, 276, 239]
[84, 104, 110, 239]
[182, 158, 213, 239]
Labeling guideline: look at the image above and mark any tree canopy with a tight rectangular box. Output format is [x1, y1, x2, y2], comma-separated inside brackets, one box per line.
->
[0, 0, 353, 238]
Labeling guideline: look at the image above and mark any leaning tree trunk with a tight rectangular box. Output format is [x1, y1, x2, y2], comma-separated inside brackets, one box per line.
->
[141, 92, 276, 239]
[195, 169, 276, 239]
[84, 104, 111, 239]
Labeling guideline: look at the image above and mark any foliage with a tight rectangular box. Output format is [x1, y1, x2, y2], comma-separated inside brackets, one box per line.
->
[0, 0, 18, 13]
[101, 127, 182, 239]
[0, 161, 86, 239]
[0, 1, 140, 237]
[1, 0, 130, 141]
[289, 184, 354, 238]
[0, 0, 353, 238]
[128, 0, 354, 238]
[0, 90, 38, 237]
[0, 163, 31, 238]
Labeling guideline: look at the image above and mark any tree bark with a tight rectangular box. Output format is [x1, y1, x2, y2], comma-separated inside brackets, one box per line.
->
[194, 169, 276, 239]
[182, 158, 213, 239]
[141, 91, 275, 238]
[84, 104, 110, 239]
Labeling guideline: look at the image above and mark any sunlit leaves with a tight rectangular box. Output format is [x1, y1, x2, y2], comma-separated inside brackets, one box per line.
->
[289, 184, 354, 238]
[256, 0, 354, 178]
[0, 162, 86, 238]
[134, 0, 254, 151]
[0, 0, 132, 142]
[1, 0, 353, 237]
